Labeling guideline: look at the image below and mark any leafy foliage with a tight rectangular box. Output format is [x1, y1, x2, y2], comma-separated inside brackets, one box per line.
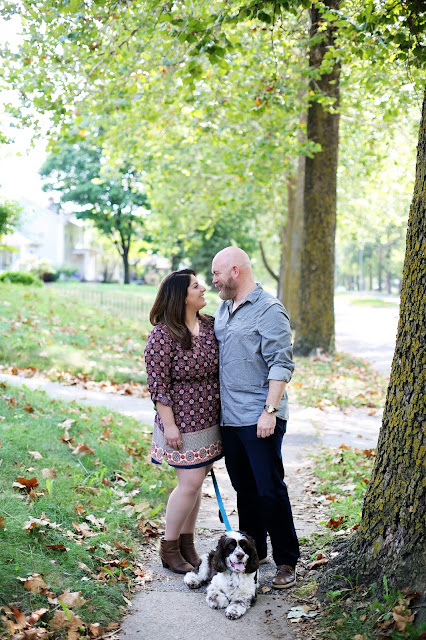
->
[39, 138, 150, 283]
[0, 271, 41, 285]
[0, 197, 21, 240]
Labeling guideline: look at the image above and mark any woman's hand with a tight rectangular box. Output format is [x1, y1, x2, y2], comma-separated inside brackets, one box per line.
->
[163, 423, 183, 450]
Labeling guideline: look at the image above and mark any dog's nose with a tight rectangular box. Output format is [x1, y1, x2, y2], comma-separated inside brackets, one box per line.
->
[235, 552, 244, 560]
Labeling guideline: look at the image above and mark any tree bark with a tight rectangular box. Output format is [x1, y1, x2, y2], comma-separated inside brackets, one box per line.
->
[318, 86, 426, 614]
[283, 156, 305, 328]
[294, 0, 341, 355]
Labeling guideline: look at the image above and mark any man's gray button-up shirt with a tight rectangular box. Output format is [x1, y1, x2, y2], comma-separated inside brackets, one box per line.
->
[214, 284, 295, 427]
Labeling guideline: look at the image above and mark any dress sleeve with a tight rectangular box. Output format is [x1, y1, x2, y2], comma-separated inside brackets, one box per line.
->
[144, 325, 174, 407]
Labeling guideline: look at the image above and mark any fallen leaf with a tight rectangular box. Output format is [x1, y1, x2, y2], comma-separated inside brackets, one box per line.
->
[0, 517, 5, 529]
[58, 589, 87, 608]
[72, 521, 97, 538]
[89, 623, 104, 637]
[72, 443, 95, 456]
[58, 419, 76, 430]
[21, 574, 48, 593]
[16, 476, 39, 489]
[42, 467, 57, 479]
[23, 404, 35, 413]
[44, 544, 67, 552]
[114, 539, 133, 553]
[28, 451, 43, 460]
[326, 516, 346, 529]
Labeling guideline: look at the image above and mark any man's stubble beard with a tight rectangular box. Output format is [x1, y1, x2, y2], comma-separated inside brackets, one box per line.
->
[219, 276, 237, 301]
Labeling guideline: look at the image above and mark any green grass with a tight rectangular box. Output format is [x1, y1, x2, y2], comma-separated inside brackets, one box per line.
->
[316, 579, 426, 640]
[0, 283, 152, 384]
[310, 446, 376, 533]
[0, 382, 174, 629]
[349, 297, 399, 307]
[290, 352, 388, 411]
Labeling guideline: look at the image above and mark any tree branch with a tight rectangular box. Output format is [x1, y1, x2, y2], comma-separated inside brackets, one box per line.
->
[258, 240, 279, 282]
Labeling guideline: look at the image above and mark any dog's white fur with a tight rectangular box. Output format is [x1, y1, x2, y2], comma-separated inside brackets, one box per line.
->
[184, 531, 259, 620]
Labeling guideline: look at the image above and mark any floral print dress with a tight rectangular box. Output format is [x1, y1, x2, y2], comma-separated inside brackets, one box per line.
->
[144, 317, 222, 468]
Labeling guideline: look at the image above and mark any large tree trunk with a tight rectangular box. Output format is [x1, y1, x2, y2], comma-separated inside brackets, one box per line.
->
[294, 0, 341, 355]
[319, 86, 426, 614]
[283, 156, 305, 328]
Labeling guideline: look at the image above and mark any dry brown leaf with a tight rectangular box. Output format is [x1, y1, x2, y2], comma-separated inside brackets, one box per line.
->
[58, 419, 76, 430]
[86, 514, 106, 530]
[74, 503, 86, 515]
[72, 442, 95, 456]
[89, 623, 105, 637]
[27, 608, 49, 625]
[44, 544, 67, 552]
[0, 516, 5, 529]
[15, 476, 39, 489]
[99, 427, 111, 441]
[113, 539, 133, 553]
[41, 467, 57, 479]
[28, 450, 43, 460]
[326, 516, 346, 529]
[21, 574, 48, 593]
[72, 521, 97, 538]
[49, 609, 85, 639]
[58, 589, 87, 608]
[23, 404, 35, 413]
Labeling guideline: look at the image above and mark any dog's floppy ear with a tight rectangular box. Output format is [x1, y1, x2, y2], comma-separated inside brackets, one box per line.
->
[242, 534, 260, 574]
[212, 535, 228, 573]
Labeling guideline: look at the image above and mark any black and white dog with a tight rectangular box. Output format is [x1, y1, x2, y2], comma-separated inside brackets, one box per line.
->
[184, 531, 259, 620]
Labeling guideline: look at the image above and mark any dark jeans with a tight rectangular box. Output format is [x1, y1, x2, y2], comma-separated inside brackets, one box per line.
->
[221, 419, 300, 568]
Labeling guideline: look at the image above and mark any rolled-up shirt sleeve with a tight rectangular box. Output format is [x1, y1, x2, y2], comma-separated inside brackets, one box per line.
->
[144, 325, 173, 407]
[258, 302, 295, 382]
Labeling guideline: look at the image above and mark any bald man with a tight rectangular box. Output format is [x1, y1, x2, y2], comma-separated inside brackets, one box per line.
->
[212, 247, 299, 589]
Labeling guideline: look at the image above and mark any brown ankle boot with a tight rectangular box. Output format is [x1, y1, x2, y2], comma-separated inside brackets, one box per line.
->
[179, 533, 201, 568]
[160, 538, 194, 574]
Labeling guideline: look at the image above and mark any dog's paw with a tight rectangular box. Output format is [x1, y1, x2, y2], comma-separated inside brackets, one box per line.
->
[206, 591, 228, 610]
[225, 603, 246, 620]
[184, 571, 201, 589]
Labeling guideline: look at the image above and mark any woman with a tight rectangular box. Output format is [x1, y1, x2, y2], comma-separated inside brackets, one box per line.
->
[144, 269, 222, 574]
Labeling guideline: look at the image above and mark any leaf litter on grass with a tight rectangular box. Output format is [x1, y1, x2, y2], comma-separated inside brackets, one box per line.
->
[0, 384, 172, 639]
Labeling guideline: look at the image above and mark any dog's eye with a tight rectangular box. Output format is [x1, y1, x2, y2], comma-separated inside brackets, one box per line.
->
[240, 540, 248, 552]
[227, 540, 237, 551]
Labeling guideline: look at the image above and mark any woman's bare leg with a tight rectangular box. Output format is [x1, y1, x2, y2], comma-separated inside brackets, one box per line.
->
[165, 464, 212, 539]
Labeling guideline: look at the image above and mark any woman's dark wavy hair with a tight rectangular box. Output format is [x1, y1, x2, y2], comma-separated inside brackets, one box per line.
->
[149, 268, 208, 349]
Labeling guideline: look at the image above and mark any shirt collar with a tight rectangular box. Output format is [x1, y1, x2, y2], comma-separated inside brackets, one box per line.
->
[225, 283, 263, 311]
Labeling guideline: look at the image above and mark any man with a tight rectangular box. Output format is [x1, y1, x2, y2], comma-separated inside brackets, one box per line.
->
[212, 246, 299, 588]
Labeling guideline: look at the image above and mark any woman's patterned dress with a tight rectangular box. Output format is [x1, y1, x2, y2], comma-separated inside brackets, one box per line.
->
[144, 317, 222, 468]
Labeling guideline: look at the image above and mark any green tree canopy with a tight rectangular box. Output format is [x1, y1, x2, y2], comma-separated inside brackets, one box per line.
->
[39, 137, 150, 284]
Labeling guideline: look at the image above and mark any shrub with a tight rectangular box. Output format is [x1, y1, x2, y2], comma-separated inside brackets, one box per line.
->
[0, 270, 42, 286]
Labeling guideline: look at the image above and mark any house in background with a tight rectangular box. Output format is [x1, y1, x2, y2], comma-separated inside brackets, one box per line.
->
[0, 198, 102, 280]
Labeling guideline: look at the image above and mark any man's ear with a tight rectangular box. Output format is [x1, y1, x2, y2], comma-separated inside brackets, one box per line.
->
[230, 265, 239, 279]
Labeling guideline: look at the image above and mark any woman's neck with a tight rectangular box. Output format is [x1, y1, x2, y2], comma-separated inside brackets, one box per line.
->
[185, 310, 200, 335]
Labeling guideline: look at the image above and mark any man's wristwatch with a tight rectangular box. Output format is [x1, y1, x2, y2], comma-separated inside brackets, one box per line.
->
[264, 404, 278, 414]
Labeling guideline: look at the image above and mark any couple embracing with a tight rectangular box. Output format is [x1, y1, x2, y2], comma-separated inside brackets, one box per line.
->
[144, 246, 299, 589]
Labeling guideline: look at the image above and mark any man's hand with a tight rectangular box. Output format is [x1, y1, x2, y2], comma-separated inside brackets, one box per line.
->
[257, 411, 276, 438]
[164, 423, 183, 450]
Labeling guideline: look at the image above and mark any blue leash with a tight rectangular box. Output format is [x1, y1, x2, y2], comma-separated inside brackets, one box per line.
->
[210, 468, 232, 532]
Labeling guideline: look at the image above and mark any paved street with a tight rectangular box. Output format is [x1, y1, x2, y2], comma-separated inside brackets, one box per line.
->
[335, 295, 399, 375]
